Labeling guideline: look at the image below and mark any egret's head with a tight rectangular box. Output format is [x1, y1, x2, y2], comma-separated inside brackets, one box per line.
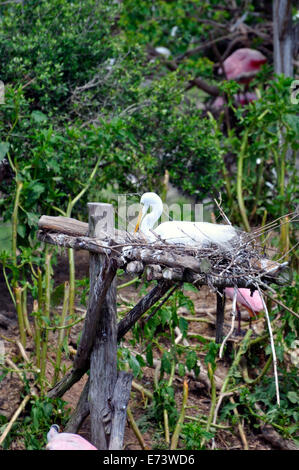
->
[134, 192, 163, 233]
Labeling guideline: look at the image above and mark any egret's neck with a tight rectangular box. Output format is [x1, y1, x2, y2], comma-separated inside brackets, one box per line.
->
[140, 200, 163, 238]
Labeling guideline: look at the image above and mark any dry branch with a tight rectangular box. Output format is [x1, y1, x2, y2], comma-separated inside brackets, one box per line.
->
[73, 256, 118, 372]
[117, 281, 172, 341]
[64, 378, 90, 433]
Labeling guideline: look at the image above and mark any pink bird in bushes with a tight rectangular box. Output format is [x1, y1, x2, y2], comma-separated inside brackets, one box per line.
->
[220, 48, 267, 83]
[225, 287, 264, 318]
[213, 48, 266, 109]
[46, 424, 97, 450]
[212, 91, 258, 109]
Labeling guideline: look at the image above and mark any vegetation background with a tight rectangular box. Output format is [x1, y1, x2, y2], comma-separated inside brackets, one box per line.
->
[0, 0, 298, 451]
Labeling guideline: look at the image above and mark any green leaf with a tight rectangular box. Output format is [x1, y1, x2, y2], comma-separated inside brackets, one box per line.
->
[160, 306, 171, 327]
[128, 354, 141, 377]
[287, 391, 299, 404]
[26, 212, 40, 228]
[178, 316, 188, 338]
[186, 350, 197, 371]
[0, 142, 9, 161]
[204, 342, 219, 370]
[284, 114, 299, 134]
[17, 223, 26, 238]
[161, 351, 172, 374]
[199, 259, 211, 273]
[43, 402, 53, 418]
[0, 221, 12, 254]
[178, 363, 185, 377]
[51, 283, 65, 307]
[31, 110, 48, 123]
[146, 344, 153, 366]
[183, 283, 198, 292]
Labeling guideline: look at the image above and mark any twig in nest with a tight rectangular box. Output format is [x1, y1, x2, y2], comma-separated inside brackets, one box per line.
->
[214, 195, 232, 226]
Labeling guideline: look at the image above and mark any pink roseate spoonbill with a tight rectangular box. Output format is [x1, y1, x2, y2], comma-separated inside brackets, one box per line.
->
[220, 48, 267, 83]
[225, 287, 264, 317]
[213, 49, 266, 110]
[46, 424, 97, 450]
[225, 287, 264, 332]
[212, 91, 257, 109]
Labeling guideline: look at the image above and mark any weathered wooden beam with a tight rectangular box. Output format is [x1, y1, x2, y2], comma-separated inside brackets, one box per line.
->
[146, 264, 162, 281]
[73, 255, 118, 372]
[108, 371, 133, 451]
[37, 230, 115, 257]
[47, 368, 85, 399]
[117, 280, 172, 341]
[38, 215, 129, 243]
[162, 267, 184, 281]
[37, 215, 289, 288]
[38, 215, 88, 236]
[64, 378, 90, 433]
[87, 203, 118, 450]
[126, 261, 144, 274]
[123, 246, 204, 274]
[38, 222, 287, 290]
[215, 289, 226, 344]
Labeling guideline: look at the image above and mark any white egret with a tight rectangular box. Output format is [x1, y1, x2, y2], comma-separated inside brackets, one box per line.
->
[134, 192, 238, 247]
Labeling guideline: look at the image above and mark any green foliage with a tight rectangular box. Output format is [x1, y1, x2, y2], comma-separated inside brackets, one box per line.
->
[181, 421, 215, 450]
[222, 367, 299, 440]
[0, 0, 224, 254]
[0, 0, 118, 111]
[130, 288, 200, 381]
[222, 75, 298, 226]
[152, 380, 178, 429]
[0, 396, 69, 450]
[204, 341, 220, 372]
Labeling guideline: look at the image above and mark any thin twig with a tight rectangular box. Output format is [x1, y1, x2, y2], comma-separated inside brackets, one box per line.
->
[219, 286, 237, 358]
[256, 284, 280, 407]
[0, 394, 31, 447]
[126, 406, 150, 450]
[230, 397, 249, 450]
[170, 380, 188, 450]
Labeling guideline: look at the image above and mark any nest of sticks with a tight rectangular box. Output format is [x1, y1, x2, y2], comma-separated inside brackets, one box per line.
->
[37, 214, 291, 292]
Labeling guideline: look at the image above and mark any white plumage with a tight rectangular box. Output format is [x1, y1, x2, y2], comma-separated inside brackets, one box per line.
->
[135, 192, 238, 247]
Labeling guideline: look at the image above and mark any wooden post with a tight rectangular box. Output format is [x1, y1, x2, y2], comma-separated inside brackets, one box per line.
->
[109, 371, 133, 450]
[273, 0, 293, 77]
[64, 378, 90, 433]
[87, 203, 118, 449]
[215, 289, 226, 344]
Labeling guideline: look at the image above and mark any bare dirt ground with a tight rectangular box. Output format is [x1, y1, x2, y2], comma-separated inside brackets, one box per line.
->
[0, 251, 277, 450]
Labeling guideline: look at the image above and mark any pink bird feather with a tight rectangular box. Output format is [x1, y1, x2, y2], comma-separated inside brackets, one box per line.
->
[225, 288, 264, 317]
[46, 425, 97, 450]
[212, 91, 258, 109]
[220, 48, 267, 83]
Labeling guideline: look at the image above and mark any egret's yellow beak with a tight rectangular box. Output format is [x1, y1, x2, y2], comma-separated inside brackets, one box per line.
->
[134, 207, 143, 233]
